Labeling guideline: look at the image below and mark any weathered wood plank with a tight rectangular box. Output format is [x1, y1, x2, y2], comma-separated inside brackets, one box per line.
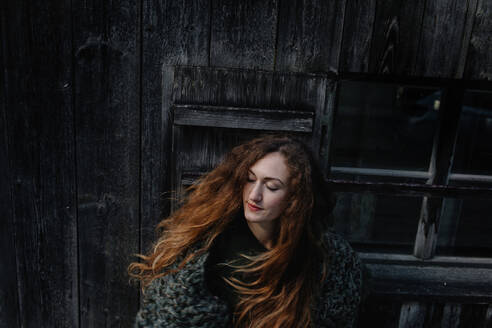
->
[2, 1, 78, 327]
[316, 80, 336, 175]
[414, 83, 464, 259]
[141, 0, 210, 250]
[441, 303, 462, 328]
[465, 0, 492, 80]
[338, 0, 377, 73]
[414, 0, 478, 78]
[173, 104, 314, 132]
[210, 0, 278, 69]
[369, 0, 426, 75]
[275, 0, 346, 72]
[73, 0, 140, 325]
[360, 253, 492, 268]
[398, 302, 426, 328]
[486, 304, 492, 326]
[174, 67, 327, 111]
[366, 263, 492, 302]
[0, 27, 20, 327]
[326, 179, 492, 199]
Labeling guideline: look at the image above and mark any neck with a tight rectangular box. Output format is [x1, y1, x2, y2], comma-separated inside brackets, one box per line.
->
[245, 220, 276, 250]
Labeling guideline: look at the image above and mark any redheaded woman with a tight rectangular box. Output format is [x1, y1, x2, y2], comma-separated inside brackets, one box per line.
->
[129, 135, 362, 327]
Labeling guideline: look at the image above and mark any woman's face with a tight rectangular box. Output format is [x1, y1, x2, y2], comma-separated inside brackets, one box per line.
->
[243, 152, 290, 224]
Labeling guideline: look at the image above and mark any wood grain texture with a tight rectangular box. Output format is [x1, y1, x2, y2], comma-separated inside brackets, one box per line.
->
[414, 0, 478, 78]
[441, 303, 462, 328]
[316, 80, 337, 176]
[275, 0, 346, 72]
[398, 302, 426, 328]
[465, 0, 492, 80]
[173, 104, 314, 132]
[369, 0, 426, 76]
[367, 262, 492, 302]
[0, 19, 20, 326]
[73, 0, 140, 325]
[174, 67, 328, 147]
[326, 179, 492, 199]
[210, 0, 278, 69]
[338, 0, 377, 73]
[1, 1, 79, 327]
[141, 0, 210, 251]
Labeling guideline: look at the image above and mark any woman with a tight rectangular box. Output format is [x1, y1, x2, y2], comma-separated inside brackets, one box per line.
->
[129, 135, 362, 327]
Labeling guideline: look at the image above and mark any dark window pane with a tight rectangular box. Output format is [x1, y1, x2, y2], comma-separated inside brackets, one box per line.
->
[332, 192, 421, 253]
[450, 90, 492, 181]
[332, 81, 440, 173]
[437, 197, 492, 257]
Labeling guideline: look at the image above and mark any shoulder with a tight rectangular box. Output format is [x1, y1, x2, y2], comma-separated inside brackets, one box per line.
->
[311, 230, 362, 327]
[322, 230, 361, 271]
[321, 230, 361, 294]
[135, 250, 231, 328]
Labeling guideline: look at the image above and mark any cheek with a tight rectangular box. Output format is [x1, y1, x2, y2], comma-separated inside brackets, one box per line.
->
[242, 185, 251, 201]
[268, 193, 288, 213]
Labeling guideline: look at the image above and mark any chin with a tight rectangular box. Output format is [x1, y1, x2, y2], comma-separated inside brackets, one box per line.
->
[244, 211, 273, 223]
[244, 209, 261, 222]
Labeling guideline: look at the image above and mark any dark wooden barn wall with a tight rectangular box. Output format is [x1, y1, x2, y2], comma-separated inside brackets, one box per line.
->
[1, 0, 492, 327]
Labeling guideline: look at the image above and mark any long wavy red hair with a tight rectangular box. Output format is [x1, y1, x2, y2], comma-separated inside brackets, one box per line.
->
[129, 135, 335, 327]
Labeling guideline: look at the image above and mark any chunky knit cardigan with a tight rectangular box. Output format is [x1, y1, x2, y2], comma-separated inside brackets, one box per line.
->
[135, 231, 362, 328]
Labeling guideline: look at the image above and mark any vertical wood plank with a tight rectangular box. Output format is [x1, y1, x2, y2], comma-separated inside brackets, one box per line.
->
[73, 0, 140, 326]
[338, 0, 377, 73]
[414, 0, 478, 78]
[404, 82, 464, 327]
[2, 0, 79, 327]
[441, 303, 462, 328]
[399, 302, 426, 328]
[318, 80, 337, 176]
[141, 0, 210, 253]
[414, 83, 463, 259]
[210, 0, 278, 70]
[369, 0, 426, 75]
[275, 0, 346, 73]
[0, 22, 21, 326]
[464, 0, 492, 80]
[485, 304, 492, 327]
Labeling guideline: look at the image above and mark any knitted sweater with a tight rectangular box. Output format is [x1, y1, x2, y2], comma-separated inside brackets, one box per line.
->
[135, 230, 362, 328]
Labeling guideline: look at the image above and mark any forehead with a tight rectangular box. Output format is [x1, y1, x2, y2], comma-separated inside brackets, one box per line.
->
[249, 152, 290, 181]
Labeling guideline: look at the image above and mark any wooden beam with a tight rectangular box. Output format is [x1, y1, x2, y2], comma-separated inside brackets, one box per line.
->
[172, 104, 314, 132]
[414, 82, 464, 259]
[326, 179, 492, 199]
[360, 253, 492, 302]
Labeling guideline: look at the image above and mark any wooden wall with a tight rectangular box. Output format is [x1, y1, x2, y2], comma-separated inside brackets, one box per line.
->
[1, 0, 491, 327]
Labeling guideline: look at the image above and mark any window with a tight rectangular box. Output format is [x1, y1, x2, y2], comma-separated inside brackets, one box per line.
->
[329, 80, 492, 258]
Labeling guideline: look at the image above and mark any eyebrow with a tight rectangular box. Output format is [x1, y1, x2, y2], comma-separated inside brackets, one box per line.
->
[248, 169, 285, 186]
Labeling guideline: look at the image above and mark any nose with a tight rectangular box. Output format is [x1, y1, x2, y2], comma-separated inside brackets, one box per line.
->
[249, 182, 262, 203]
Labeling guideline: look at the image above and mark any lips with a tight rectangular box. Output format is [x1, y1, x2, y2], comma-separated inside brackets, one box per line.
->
[247, 202, 262, 211]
